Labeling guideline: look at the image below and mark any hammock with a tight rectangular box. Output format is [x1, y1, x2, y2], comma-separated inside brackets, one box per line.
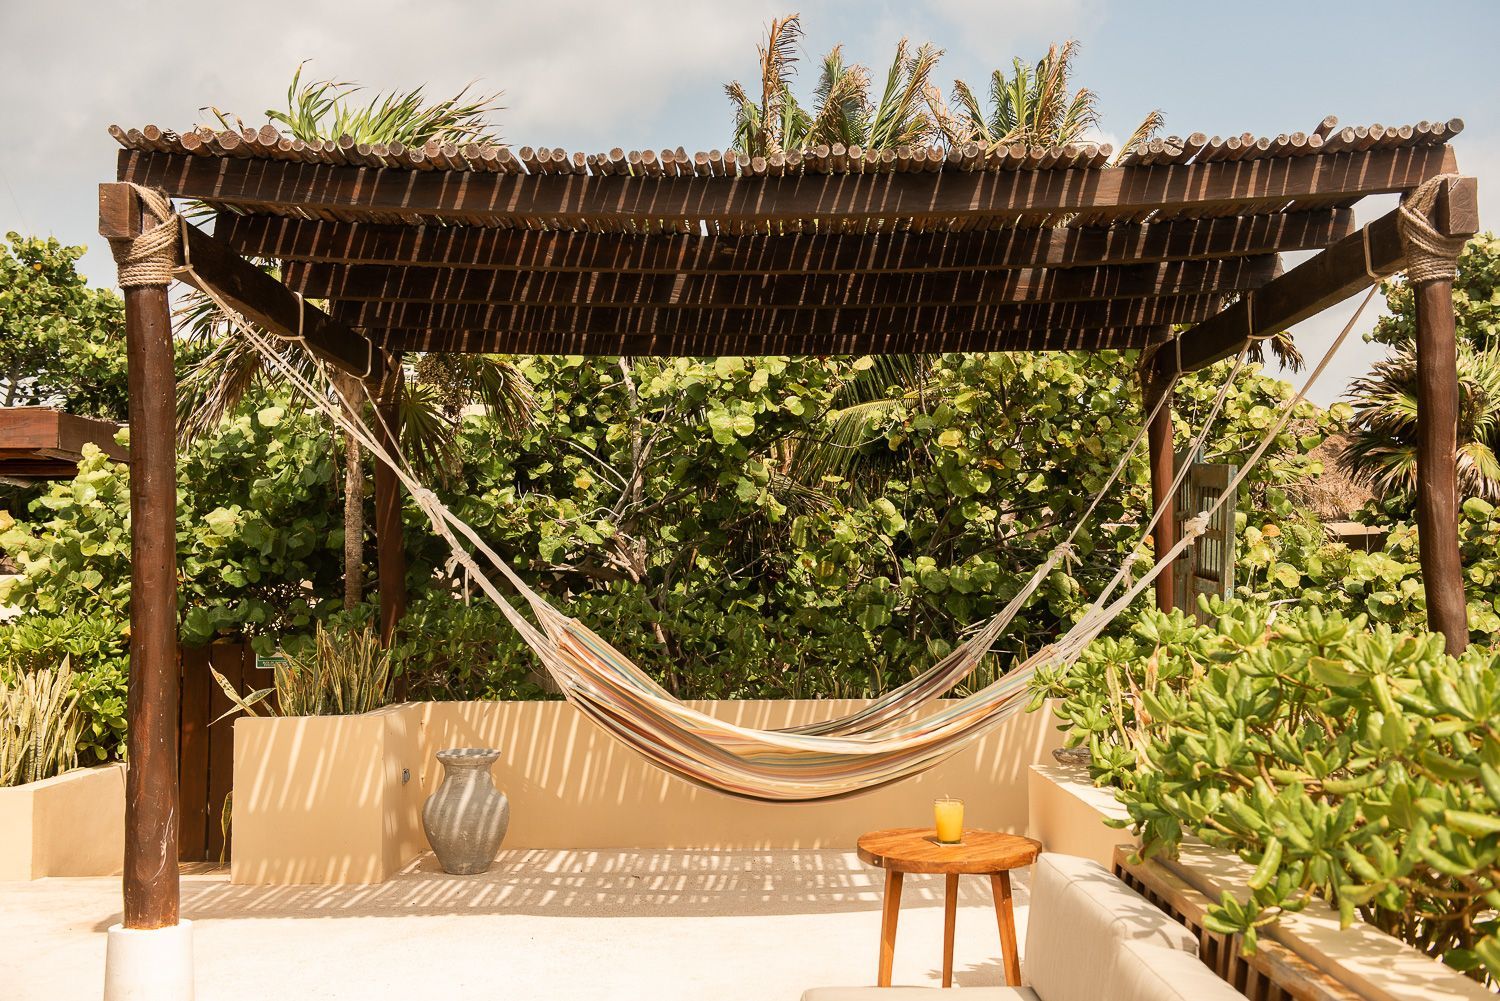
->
[187, 240, 1373, 800]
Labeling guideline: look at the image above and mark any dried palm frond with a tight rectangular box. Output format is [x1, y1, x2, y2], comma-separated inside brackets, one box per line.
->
[867, 40, 943, 151]
[1113, 109, 1166, 165]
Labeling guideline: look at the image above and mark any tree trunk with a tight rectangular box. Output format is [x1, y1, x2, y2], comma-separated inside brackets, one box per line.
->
[333, 371, 367, 611]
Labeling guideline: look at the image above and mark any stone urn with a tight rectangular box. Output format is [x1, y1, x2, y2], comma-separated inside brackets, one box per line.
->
[422, 748, 509, 875]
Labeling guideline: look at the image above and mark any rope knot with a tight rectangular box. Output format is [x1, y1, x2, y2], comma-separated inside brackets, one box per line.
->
[1183, 512, 1211, 538]
[109, 185, 179, 288]
[1398, 174, 1467, 285]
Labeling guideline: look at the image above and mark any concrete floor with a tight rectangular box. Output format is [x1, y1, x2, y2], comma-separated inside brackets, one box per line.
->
[1, 850, 1031, 1000]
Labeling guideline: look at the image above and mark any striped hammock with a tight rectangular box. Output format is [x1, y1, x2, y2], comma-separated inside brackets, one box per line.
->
[209, 266, 1370, 800]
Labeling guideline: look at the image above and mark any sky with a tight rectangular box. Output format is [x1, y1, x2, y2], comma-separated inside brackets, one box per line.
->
[1, 0, 1496, 405]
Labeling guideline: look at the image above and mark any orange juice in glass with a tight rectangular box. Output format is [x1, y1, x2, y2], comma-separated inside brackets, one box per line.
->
[934, 796, 964, 844]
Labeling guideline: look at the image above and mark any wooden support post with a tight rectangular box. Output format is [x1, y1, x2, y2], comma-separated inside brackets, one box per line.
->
[372, 353, 407, 649]
[1414, 275, 1469, 655]
[1410, 177, 1479, 656]
[1144, 366, 1176, 613]
[100, 183, 180, 929]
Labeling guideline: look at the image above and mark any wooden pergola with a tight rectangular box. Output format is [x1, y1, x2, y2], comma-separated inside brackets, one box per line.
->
[0, 407, 126, 483]
[98, 119, 1477, 941]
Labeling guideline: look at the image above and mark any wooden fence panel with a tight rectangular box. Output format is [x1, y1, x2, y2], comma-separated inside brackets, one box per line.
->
[177, 645, 213, 861]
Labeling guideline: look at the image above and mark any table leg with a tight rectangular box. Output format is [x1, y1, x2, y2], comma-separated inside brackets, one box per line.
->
[878, 870, 903, 987]
[942, 873, 959, 987]
[990, 871, 1021, 987]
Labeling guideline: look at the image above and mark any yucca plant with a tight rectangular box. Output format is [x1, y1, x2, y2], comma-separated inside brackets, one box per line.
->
[211, 622, 394, 719]
[1, 660, 84, 787]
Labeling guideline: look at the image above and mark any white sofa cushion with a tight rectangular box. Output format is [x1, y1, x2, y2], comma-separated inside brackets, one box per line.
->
[1114, 939, 1249, 1000]
[801, 989, 1035, 1001]
[1024, 853, 1200, 1001]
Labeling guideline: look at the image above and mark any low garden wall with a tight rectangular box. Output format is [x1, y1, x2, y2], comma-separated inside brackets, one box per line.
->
[232, 698, 1065, 885]
[0, 762, 125, 880]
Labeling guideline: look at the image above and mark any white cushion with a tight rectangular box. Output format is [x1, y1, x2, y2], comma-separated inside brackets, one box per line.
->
[1113, 940, 1249, 1000]
[801, 990, 1035, 1001]
[1023, 853, 1200, 1001]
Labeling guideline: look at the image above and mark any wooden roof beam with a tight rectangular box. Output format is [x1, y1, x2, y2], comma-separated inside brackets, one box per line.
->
[373, 325, 1164, 357]
[118, 144, 1455, 224]
[174, 222, 376, 377]
[1170, 176, 1479, 372]
[348, 295, 1225, 343]
[218, 210, 1354, 274]
[296, 256, 1279, 308]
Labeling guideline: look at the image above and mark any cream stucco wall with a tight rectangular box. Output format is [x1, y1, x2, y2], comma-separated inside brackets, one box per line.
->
[1026, 762, 1136, 868]
[232, 698, 1066, 885]
[0, 762, 125, 880]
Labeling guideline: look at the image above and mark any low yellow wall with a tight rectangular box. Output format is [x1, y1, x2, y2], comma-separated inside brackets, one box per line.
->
[232, 698, 1065, 885]
[0, 762, 125, 880]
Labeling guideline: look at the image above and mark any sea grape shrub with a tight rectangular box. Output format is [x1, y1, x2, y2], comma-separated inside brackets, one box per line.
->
[400, 350, 1330, 701]
[1237, 497, 1500, 645]
[0, 406, 344, 649]
[1035, 600, 1500, 982]
[0, 233, 130, 420]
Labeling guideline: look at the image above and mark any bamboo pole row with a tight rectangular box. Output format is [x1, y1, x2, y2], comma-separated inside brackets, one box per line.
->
[113, 118, 1461, 180]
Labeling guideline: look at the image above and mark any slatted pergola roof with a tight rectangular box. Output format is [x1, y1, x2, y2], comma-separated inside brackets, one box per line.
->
[109, 118, 1469, 371]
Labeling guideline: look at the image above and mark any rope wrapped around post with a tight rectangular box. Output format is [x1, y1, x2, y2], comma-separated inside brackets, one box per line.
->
[1398, 174, 1468, 284]
[109, 185, 179, 287]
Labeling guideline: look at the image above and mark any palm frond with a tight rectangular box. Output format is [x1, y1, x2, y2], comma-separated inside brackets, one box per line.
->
[1113, 109, 1166, 165]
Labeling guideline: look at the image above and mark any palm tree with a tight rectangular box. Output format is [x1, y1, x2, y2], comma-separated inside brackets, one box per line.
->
[933, 40, 1162, 162]
[1341, 344, 1500, 502]
[178, 67, 532, 611]
[726, 14, 942, 157]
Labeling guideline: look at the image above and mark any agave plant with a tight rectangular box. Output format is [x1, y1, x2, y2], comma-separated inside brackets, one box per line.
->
[211, 622, 394, 719]
[1342, 343, 1500, 502]
[180, 67, 531, 611]
[1, 660, 84, 787]
[726, 14, 941, 157]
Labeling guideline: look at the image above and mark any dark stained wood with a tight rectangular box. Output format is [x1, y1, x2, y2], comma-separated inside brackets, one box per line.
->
[101, 182, 181, 930]
[378, 325, 1161, 357]
[372, 356, 407, 650]
[176, 223, 374, 377]
[0, 408, 127, 464]
[856, 827, 1041, 875]
[205, 642, 244, 863]
[1145, 367, 1177, 612]
[221, 210, 1354, 276]
[1172, 176, 1479, 372]
[350, 296, 1224, 342]
[119, 144, 1456, 227]
[289, 256, 1278, 308]
[1415, 277, 1470, 655]
[176, 645, 212, 863]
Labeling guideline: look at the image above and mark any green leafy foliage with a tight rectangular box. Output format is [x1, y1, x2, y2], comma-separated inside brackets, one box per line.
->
[1236, 497, 1500, 646]
[212, 621, 393, 719]
[0, 660, 84, 786]
[1035, 601, 1500, 981]
[0, 233, 130, 419]
[0, 609, 127, 762]
[1, 406, 345, 648]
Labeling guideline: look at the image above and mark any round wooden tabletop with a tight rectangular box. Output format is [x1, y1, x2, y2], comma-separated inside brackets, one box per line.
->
[856, 828, 1041, 875]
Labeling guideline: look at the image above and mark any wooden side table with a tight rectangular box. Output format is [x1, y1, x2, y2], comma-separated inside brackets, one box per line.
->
[856, 827, 1041, 988]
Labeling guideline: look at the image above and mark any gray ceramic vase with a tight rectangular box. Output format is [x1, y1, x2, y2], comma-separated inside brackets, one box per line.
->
[422, 747, 509, 875]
